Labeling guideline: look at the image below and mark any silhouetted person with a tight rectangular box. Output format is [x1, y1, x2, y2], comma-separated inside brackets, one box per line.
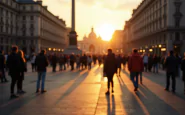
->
[175, 53, 182, 77]
[164, 51, 178, 93]
[17, 50, 27, 94]
[103, 49, 117, 95]
[35, 50, 49, 93]
[51, 53, 57, 72]
[31, 53, 36, 72]
[7, 46, 21, 99]
[181, 52, 185, 94]
[70, 53, 75, 71]
[116, 54, 122, 76]
[148, 54, 153, 72]
[153, 54, 159, 73]
[122, 55, 127, 70]
[0, 50, 8, 83]
[128, 49, 144, 91]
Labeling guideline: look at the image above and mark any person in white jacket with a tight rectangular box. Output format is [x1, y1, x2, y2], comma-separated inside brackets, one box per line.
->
[31, 53, 36, 72]
[143, 53, 148, 72]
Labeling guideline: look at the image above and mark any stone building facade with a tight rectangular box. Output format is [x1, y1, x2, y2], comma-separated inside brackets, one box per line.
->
[123, 0, 185, 56]
[110, 30, 124, 54]
[78, 28, 109, 54]
[0, 0, 67, 54]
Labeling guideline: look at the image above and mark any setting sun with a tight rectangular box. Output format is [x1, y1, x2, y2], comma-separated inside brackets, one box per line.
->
[96, 24, 115, 41]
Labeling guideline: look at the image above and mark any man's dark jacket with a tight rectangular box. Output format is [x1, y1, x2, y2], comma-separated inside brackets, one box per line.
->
[7, 52, 21, 76]
[103, 53, 117, 77]
[181, 58, 185, 81]
[0, 54, 5, 70]
[35, 53, 49, 72]
[165, 55, 178, 73]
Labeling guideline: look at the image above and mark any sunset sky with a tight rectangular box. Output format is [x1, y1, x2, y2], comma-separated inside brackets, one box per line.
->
[42, 0, 142, 41]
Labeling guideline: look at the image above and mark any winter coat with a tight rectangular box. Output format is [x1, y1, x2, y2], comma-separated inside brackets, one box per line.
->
[0, 54, 5, 70]
[165, 55, 178, 73]
[153, 56, 158, 65]
[35, 53, 49, 72]
[7, 52, 21, 76]
[128, 53, 144, 72]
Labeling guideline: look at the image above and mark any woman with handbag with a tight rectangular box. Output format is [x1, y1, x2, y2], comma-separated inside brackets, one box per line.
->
[17, 50, 27, 94]
[181, 52, 185, 94]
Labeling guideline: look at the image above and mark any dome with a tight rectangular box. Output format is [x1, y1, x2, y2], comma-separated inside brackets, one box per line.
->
[88, 28, 97, 39]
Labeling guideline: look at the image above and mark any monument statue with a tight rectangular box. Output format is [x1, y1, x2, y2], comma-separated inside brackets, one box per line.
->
[63, 0, 82, 54]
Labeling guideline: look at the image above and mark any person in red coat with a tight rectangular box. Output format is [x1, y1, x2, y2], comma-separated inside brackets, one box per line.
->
[128, 49, 144, 91]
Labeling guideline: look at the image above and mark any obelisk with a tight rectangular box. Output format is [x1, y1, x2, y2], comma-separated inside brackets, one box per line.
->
[64, 0, 82, 54]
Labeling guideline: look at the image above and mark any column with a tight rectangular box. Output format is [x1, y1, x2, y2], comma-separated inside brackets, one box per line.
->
[72, 0, 75, 31]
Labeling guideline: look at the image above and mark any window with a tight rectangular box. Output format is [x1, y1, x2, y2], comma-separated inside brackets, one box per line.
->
[6, 39, 8, 44]
[31, 6, 34, 11]
[23, 16, 26, 20]
[0, 38, 3, 43]
[0, 26, 3, 32]
[31, 31, 34, 36]
[23, 30, 26, 36]
[23, 6, 26, 10]
[175, 32, 180, 41]
[31, 40, 34, 44]
[30, 16, 34, 20]
[175, 19, 180, 28]
[6, 26, 8, 33]
[22, 24, 26, 28]
[30, 24, 34, 28]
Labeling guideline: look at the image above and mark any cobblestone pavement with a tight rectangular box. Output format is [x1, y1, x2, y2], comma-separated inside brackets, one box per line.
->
[0, 64, 185, 115]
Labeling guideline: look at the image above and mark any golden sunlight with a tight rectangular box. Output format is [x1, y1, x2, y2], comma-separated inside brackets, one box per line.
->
[96, 24, 115, 41]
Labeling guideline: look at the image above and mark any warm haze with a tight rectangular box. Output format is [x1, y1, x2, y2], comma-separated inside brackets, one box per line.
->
[42, 0, 142, 41]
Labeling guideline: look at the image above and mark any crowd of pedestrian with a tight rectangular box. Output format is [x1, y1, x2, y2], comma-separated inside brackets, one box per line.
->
[1, 45, 185, 99]
[103, 48, 185, 95]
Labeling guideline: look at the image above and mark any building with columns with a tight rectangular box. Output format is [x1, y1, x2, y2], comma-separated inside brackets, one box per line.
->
[110, 30, 124, 54]
[123, 0, 185, 56]
[78, 28, 109, 54]
[0, 0, 67, 54]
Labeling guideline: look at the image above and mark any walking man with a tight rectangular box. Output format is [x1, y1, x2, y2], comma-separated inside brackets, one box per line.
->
[103, 49, 117, 95]
[164, 51, 178, 93]
[35, 50, 49, 93]
[128, 49, 144, 91]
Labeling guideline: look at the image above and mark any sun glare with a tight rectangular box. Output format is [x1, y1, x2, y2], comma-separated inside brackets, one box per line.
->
[96, 24, 115, 41]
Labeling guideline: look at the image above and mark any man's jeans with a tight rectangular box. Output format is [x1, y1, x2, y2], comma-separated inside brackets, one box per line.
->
[37, 72, 46, 91]
[153, 64, 158, 73]
[131, 72, 139, 88]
